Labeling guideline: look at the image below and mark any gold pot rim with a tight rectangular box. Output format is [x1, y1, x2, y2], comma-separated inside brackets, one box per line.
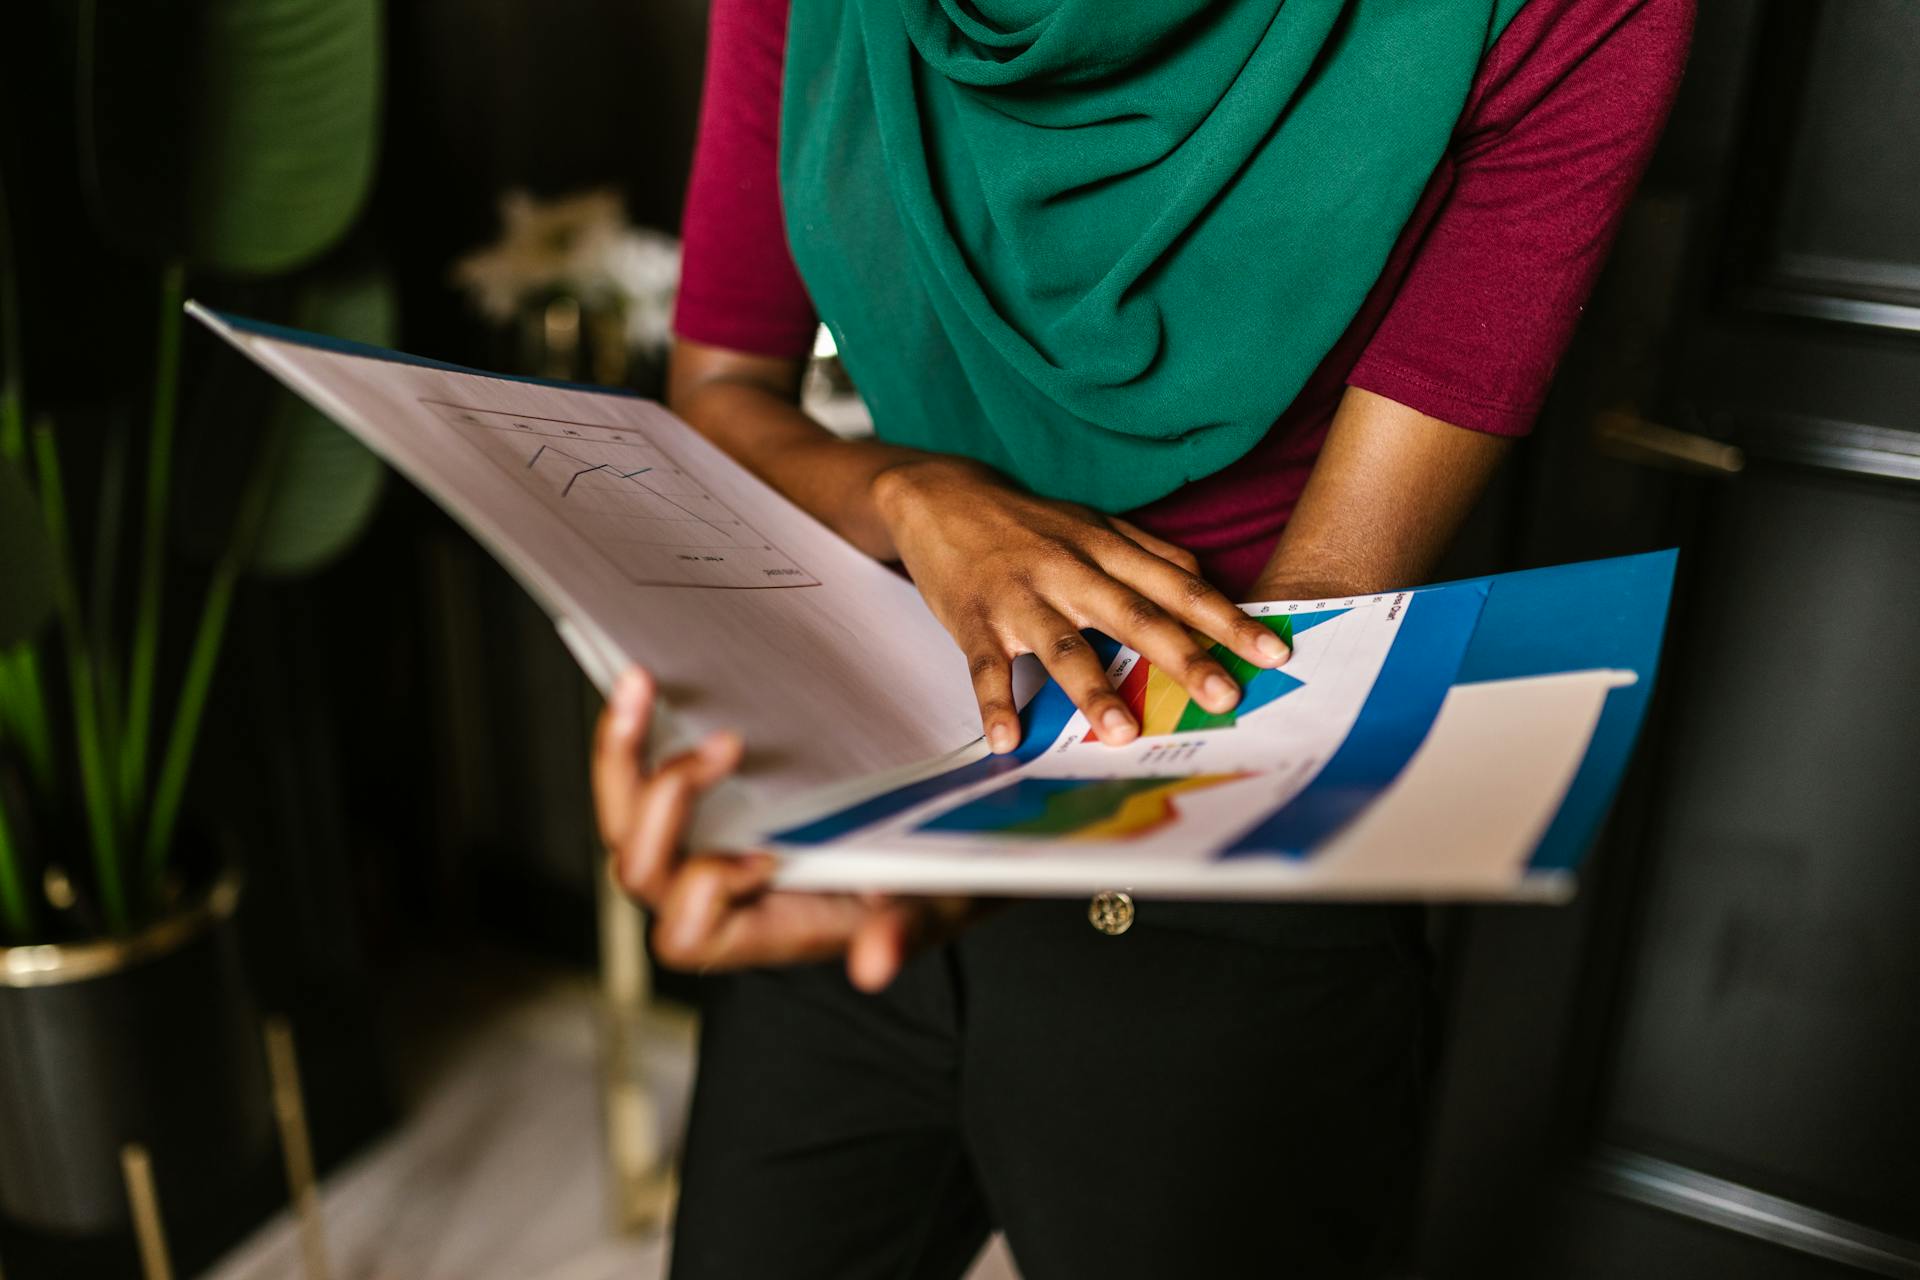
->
[0, 873, 241, 989]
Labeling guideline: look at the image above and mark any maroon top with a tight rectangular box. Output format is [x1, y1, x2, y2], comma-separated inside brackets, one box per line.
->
[675, 0, 1692, 595]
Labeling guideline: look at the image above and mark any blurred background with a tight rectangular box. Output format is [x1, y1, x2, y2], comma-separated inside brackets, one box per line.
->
[0, 2, 1916, 1278]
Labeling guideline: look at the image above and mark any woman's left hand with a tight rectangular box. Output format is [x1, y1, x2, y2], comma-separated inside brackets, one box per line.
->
[596, 666, 977, 990]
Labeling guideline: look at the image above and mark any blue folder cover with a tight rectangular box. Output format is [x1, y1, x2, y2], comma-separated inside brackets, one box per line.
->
[1450, 550, 1677, 874]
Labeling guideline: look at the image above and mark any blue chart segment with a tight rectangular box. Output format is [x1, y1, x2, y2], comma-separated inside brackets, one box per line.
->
[424, 400, 819, 590]
[1238, 608, 1345, 711]
[1236, 669, 1304, 716]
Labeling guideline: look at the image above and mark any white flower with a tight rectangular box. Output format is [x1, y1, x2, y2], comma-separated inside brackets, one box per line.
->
[590, 228, 682, 353]
[452, 190, 681, 354]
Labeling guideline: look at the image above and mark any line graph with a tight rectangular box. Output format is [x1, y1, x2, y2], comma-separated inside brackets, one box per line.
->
[423, 401, 818, 589]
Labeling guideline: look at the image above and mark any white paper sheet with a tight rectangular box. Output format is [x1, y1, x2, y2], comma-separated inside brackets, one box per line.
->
[193, 306, 986, 815]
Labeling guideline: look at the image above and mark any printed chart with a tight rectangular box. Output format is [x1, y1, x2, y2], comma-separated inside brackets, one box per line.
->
[1092, 607, 1350, 740]
[423, 401, 818, 589]
[781, 590, 1440, 857]
[920, 774, 1248, 840]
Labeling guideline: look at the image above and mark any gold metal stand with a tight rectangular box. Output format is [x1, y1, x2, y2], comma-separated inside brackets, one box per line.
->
[106, 1017, 332, 1280]
[596, 858, 676, 1233]
[119, 1144, 173, 1280]
[264, 1016, 333, 1280]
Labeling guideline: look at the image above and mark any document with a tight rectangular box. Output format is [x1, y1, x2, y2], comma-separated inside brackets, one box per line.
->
[191, 305, 1672, 901]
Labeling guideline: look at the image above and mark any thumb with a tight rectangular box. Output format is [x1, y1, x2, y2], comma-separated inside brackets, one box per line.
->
[846, 901, 925, 992]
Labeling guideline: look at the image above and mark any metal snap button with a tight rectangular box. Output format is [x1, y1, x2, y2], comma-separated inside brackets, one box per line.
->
[1088, 890, 1135, 936]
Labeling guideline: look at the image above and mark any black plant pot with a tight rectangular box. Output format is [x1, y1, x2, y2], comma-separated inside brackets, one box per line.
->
[0, 875, 276, 1277]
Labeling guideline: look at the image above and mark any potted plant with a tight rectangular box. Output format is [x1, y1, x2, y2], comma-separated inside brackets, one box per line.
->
[0, 0, 387, 1270]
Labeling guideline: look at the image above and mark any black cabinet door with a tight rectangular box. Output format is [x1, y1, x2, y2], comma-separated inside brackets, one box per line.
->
[1417, 4, 1920, 1277]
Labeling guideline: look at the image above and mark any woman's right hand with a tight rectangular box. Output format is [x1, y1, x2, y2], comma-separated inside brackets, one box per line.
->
[870, 456, 1291, 752]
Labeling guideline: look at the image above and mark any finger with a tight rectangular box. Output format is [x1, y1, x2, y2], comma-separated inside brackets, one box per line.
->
[1096, 542, 1290, 672]
[847, 901, 926, 992]
[686, 727, 747, 786]
[846, 895, 978, 991]
[616, 732, 743, 904]
[701, 888, 879, 969]
[1108, 517, 1201, 575]
[1083, 581, 1241, 718]
[616, 769, 695, 906]
[1017, 606, 1137, 744]
[960, 633, 1021, 754]
[651, 853, 780, 969]
[592, 668, 655, 848]
[654, 859, 884, 971]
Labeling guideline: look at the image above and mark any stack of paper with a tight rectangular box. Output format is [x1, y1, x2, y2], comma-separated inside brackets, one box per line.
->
[191, 305, 1673, 901]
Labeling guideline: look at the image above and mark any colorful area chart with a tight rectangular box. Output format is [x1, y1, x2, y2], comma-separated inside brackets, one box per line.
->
[919, 774, 1247, 840]
[1094, 608, 1349, 740]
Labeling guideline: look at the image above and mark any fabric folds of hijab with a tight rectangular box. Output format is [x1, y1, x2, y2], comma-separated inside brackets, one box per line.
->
[780, 0, 1528, 511]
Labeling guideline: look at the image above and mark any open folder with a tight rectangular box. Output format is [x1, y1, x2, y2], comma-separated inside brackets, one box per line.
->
[191, 304, 1674, 902]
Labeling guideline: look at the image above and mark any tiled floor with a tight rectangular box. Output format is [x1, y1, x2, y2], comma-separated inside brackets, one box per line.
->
[206, 959, 1017, 1280]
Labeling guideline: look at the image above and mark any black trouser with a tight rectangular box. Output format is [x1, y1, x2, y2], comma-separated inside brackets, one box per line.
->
[670, 898, 1431, 1280]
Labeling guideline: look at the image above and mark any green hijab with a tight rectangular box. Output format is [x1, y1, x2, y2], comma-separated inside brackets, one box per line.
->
[781, 0, 1527, 512]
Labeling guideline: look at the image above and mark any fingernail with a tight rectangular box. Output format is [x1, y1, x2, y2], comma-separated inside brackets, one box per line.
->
[988, 722, 1017, 754]
[611, 670, 643, 736]
[1205, 674, 1239, 711]
[1257, 631, 1290, 664]
[1102, 707, 1135, 738]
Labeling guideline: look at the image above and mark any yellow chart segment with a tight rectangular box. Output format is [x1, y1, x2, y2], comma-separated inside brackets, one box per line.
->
[1136, 665, 1197, 737]
[1071, 773, 1247, 840]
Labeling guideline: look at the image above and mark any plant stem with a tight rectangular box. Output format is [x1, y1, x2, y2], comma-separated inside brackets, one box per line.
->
[0, 645, 54, 793]
[120, 262, 186, 829]
[0, 783, 33, 939]
[141, 563, 236, 892]
[144, 422, 284, 890]
[33, 419, 126, 933]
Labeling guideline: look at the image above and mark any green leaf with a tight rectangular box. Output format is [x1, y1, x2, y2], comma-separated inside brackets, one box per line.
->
[0, 457, 55, 646]
[249, 269, 395, 576]
[80, 0, 383, 275]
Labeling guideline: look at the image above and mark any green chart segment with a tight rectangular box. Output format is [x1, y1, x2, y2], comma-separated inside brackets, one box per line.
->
[1117, 608, 1349, 736]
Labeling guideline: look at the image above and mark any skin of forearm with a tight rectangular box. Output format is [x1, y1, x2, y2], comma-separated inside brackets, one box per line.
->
[1253, 386, 1512, 600]
[667, 339, 938, 560]
[670, 339, 1507, 598]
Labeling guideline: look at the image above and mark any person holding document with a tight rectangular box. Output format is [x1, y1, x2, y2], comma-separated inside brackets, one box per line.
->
[594, 0, 1691, 1273]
